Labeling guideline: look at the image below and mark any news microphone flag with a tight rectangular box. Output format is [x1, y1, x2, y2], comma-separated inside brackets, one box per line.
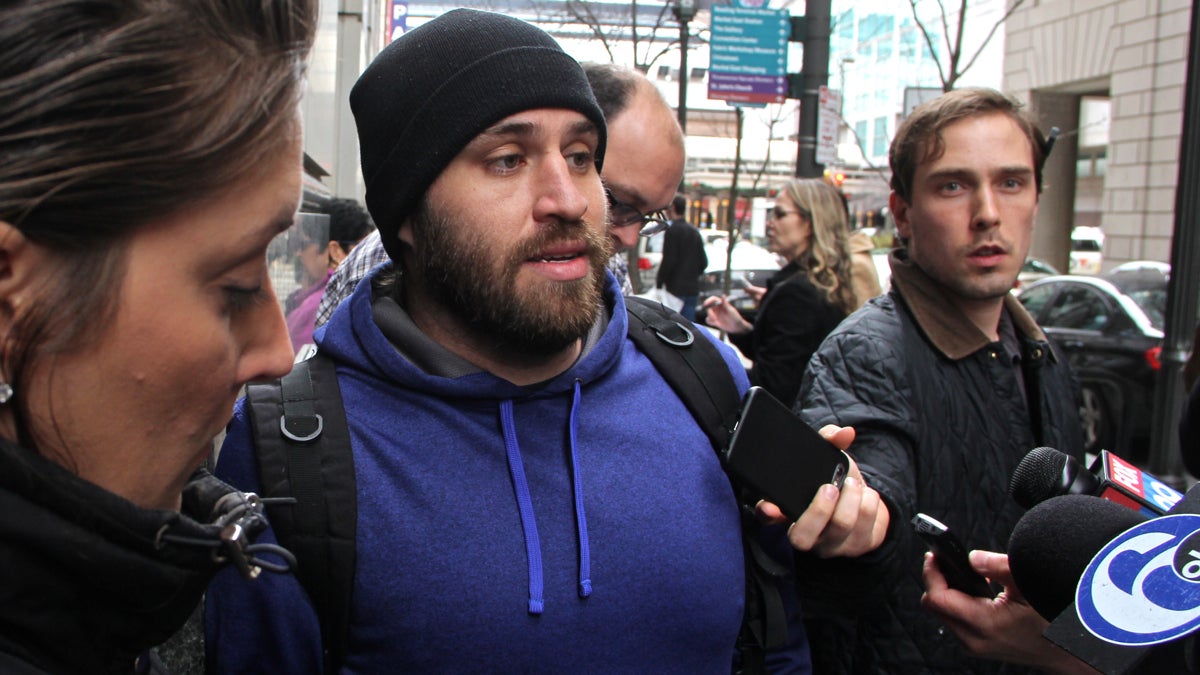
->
[1009, 447, 1184, 517]
[1094, 450, 1184, 517]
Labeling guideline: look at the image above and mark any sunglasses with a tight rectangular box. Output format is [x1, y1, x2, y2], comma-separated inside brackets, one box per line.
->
[769, 206, 809, 221]
[606, 188, 671, 237]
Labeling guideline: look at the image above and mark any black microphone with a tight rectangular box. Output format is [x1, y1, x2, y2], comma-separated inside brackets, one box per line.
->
[1007, 486, 1200, 674]
[1007, 494, 1148, 621]
[1009, 447, 1183, 516]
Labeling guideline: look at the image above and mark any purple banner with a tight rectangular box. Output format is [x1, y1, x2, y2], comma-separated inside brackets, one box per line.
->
[708, 72, 787, 104]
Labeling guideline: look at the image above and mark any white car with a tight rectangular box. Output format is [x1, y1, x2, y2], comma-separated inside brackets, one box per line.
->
[1069, 226, 1104, 275]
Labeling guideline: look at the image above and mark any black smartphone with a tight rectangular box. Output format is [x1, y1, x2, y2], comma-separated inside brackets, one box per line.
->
[723, 386, 851, 521]
[910, 513, 995, 598]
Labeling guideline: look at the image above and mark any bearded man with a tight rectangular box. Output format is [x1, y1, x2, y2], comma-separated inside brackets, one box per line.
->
[206, 10, 885, 672]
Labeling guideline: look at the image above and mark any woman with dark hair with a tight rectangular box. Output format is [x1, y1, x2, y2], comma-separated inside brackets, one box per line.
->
[0, 0, 316, 671]
[703, 178, 857, 405]
[286, 198, 375, 350]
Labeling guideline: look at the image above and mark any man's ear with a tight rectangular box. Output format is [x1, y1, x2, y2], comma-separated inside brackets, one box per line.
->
[0, 221, 44, 324]
[889, 191, 913, 240]
[397, 219, 414, 248]
[326, 240, 347, 266]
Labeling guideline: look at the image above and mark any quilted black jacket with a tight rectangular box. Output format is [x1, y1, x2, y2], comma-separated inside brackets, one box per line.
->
[794, 250, 1084, 674]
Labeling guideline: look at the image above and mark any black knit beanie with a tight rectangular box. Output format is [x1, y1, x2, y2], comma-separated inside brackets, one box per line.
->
[350, 9, 608, 262]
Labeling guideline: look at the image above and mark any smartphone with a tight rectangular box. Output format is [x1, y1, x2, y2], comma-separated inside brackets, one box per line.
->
[723, 386, 851, 521]
[911, 513, 995, 598]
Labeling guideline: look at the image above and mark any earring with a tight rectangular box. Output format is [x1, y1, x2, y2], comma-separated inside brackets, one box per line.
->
[0, 383, 13, 404]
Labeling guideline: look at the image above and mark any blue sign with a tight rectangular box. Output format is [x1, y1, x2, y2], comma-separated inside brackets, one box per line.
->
[389, 1, 408, 42]
[1076, 514, 1200, 646]
[709, 5, 789, 105]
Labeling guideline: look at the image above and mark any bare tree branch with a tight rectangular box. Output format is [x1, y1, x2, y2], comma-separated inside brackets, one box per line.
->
[906, 0, 1027, 92]
[954, 0, 1027, 79]
[907, 0, 949, 89]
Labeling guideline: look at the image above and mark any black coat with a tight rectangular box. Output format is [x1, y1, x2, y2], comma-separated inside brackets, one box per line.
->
[656, 218, 707, 297]
[795, 251, 1085, 674]
[0, 441, 266, 674]
[729, 261, 847, 407]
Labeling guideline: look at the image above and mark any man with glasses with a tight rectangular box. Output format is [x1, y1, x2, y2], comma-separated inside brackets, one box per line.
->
[313, 62, 681, 327]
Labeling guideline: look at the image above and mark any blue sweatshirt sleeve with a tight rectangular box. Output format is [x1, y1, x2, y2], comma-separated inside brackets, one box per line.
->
[204, 398, 325, 674]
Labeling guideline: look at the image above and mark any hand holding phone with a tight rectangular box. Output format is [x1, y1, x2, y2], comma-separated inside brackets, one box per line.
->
[723, 386, 851, 521]
[911, 513, 995, 598]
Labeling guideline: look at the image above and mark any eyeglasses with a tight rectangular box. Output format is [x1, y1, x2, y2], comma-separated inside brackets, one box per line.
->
[606, 188, 671, 237]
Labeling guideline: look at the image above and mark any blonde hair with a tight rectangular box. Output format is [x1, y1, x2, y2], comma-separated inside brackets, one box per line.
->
[781, 178, 857, 315]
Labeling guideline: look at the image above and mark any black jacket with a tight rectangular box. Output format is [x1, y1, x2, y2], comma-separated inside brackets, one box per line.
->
[730, 261, 847, 406]
[656, 218, 707, 297]
[0, 440, 274, 674]
[795, 250, 1084, 674]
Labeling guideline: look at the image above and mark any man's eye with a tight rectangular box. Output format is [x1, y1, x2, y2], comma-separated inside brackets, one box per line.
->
[489, 154, 523, 172]
[566, 150, 594, 170]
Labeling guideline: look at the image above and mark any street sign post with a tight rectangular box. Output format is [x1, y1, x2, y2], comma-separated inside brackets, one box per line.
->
[708, 6, 790, 105]
[816, 86, 840, 165]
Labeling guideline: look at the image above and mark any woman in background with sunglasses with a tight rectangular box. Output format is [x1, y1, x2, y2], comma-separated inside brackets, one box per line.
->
[703, 178, 858, 405]
[0, 1, 314, 671]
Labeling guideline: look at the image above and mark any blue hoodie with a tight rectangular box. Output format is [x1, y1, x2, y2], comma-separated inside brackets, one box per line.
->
[205, 267, 759, 673]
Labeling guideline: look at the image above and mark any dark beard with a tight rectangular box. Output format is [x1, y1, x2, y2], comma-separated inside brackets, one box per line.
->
[407, 202, 613, 357]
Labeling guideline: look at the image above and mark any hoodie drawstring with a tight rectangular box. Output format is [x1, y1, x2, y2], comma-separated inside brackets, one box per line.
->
[569, 380, 592, 598]
[499, 384, 591, 617]
[500, 400, 544, 615]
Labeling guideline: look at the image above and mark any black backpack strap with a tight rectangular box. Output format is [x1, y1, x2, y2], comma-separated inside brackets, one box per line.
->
[624, 296, 742, 450]
[244, 351, 355, 674]
[624, 297, 788, 672]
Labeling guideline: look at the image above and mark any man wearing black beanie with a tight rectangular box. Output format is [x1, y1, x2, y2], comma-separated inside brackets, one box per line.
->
[207, 9, 885, 673]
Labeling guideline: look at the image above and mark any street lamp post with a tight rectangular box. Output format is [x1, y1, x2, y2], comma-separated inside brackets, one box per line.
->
[673, 0, 697, 134]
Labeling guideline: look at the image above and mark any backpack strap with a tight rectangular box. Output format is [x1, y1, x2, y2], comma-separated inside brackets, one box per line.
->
[624, 296, 788, 672]
[245, 350, 355, 674]
[624, 296, 742, 450]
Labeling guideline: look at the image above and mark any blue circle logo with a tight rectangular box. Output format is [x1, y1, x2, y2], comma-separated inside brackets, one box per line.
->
[1076, 514, 1200, 646]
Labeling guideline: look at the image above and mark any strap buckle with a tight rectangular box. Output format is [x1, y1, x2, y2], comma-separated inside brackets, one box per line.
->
[282, 413, 324, 442]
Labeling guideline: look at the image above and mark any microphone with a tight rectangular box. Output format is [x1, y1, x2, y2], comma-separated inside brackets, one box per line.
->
[1007, 486, 1200, 673]
[1009, 447, 1184, 516]
[1007, 494, 1149, 621]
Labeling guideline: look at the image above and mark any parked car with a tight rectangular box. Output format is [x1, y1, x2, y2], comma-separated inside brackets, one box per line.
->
[635, 230, 665, 292]
[1016, 266, 1168, 459]
[1069, 226, 1104, 275]
[635, 227, 736, 292]
[1012, 257, 1061, 294]
[693, 238, 782, 324]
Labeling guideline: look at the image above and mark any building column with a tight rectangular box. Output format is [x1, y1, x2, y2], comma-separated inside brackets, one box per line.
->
[1029, 91, 1080, 273]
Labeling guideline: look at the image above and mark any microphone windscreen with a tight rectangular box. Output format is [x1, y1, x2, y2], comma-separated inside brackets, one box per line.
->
[1008, 495, 1148, 621]
[1009, 446, 1070, 509]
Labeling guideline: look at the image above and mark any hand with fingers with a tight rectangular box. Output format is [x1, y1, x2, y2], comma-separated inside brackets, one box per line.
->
[755, 425, 890, 558]
[920, 550, 1100, 675]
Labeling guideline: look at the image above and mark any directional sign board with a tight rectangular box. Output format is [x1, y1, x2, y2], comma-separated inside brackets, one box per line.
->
[708, 5, 790, 105]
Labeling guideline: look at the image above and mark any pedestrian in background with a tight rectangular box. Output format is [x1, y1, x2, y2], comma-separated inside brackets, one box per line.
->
[703, 178, 857, 405]
[656, 194, 708, 320]
[0, 0, 314, 671]
[285, 198, 374, 350]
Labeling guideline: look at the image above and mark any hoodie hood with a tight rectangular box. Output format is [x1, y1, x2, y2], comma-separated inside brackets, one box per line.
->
[316, 264, 625, 616]
[317, 262, 625, 401]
